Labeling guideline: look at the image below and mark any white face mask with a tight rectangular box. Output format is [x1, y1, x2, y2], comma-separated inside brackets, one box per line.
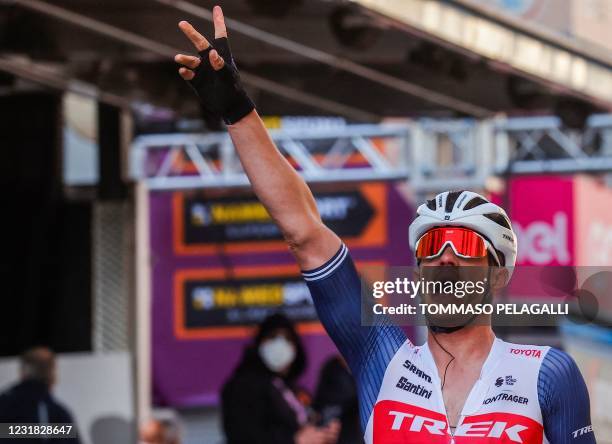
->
[258, 336, 296, 372]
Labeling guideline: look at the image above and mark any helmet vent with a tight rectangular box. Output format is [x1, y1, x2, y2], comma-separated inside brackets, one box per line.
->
[444, 190, 464, 213]
[483, 213, 512, 230]
[496, 250, 506, 266]
[426, 199, 437, 210]
[463, 196, 488, 210]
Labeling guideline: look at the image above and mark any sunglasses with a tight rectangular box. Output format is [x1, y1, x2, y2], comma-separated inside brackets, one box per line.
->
[415, 227, 500, 265]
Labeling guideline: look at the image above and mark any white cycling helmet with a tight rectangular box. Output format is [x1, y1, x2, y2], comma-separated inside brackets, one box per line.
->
[409, 190, 517, 277]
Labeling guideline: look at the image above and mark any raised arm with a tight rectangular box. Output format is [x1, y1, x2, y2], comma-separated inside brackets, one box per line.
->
[174, 6, 339, 270]
[174, 14, 408, 428]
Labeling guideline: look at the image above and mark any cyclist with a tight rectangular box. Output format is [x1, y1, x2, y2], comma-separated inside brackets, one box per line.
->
[174, 7, 595, 442]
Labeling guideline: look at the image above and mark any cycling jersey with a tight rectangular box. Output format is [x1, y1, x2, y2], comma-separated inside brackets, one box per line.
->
[303, 244, 596, 444]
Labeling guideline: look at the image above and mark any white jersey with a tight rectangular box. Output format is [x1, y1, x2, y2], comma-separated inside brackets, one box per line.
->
[363, 338, 548, 443]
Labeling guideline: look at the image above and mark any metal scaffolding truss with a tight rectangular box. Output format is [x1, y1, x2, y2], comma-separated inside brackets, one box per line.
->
[131, 115, 612, 191]
[130, 125, 412, 190]
[494, 114, 612, 174]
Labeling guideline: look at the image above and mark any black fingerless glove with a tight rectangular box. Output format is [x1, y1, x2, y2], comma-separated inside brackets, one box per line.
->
[186, 37, 255, 125]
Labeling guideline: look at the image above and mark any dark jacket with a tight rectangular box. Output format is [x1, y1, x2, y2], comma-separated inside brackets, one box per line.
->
[0, 379, 80, 443]
[222, 346, 304, 444]
[222, 314, 309, 444]
[313, 356, 364, 444]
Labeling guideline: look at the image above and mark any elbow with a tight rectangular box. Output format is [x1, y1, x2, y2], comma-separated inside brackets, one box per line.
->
[284, 221, 325, 254]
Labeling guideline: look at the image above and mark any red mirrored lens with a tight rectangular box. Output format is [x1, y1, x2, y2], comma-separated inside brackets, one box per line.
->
[416, 227, 488, 259]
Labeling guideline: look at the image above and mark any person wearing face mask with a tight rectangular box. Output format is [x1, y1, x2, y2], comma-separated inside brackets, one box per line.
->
[221, 313, 340, 444]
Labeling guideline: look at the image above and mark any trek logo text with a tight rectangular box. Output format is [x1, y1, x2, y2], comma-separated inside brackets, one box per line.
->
[572, 425, 593, 438]
[373, 401, 543, 443]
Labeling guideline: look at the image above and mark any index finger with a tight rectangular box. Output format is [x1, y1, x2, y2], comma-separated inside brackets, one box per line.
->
[213, 5, 228, 39]
[178, 20, 210, 51]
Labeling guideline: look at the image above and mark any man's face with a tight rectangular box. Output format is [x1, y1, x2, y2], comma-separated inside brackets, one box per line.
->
[417, 245, 491, 328]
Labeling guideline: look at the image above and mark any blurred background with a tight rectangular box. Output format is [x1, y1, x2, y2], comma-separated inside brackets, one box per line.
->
[1, 0, 612, 442]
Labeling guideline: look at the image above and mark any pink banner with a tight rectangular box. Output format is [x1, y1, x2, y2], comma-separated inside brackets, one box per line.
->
[509, 175, 574, 266]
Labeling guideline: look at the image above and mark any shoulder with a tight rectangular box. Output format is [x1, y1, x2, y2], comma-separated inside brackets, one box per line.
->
[0, 383, 22, 412]
[499, 343, 582, 388]
[0, 388, 12, 411]
[538, 347, 588, 411]
[48, 397, 75, 422]
[0, 386, 14, 402]
[539, 347, 582, 382]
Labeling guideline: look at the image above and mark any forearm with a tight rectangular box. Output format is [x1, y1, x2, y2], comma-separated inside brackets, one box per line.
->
[228, 111, 328, 251]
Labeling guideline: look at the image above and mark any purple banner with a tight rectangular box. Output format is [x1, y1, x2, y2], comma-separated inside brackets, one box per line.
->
[150, 183, 415, 407]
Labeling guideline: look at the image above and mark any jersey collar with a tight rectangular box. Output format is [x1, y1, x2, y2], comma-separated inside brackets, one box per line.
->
[420, 337, 507, 416]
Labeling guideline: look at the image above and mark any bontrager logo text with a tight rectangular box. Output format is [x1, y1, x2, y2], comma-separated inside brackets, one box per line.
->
[396, 377, 432, 399]
[483, 393, 529, 405]
[510, 348, 541, 358]
[403, 360, 432, 383]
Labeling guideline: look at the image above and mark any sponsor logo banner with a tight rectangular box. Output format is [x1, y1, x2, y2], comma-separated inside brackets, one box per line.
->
[173, 183, 387, 255]
[173, 265, 321, 339]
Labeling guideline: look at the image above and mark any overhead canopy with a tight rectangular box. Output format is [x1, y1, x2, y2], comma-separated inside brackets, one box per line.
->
[2, 0, 611, 123]
[354, 0, 612, 109]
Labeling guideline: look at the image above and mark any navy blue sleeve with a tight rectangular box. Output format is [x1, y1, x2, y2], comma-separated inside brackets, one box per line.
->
[538, 348, 596, 443]
[303, 244, 407, 429]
